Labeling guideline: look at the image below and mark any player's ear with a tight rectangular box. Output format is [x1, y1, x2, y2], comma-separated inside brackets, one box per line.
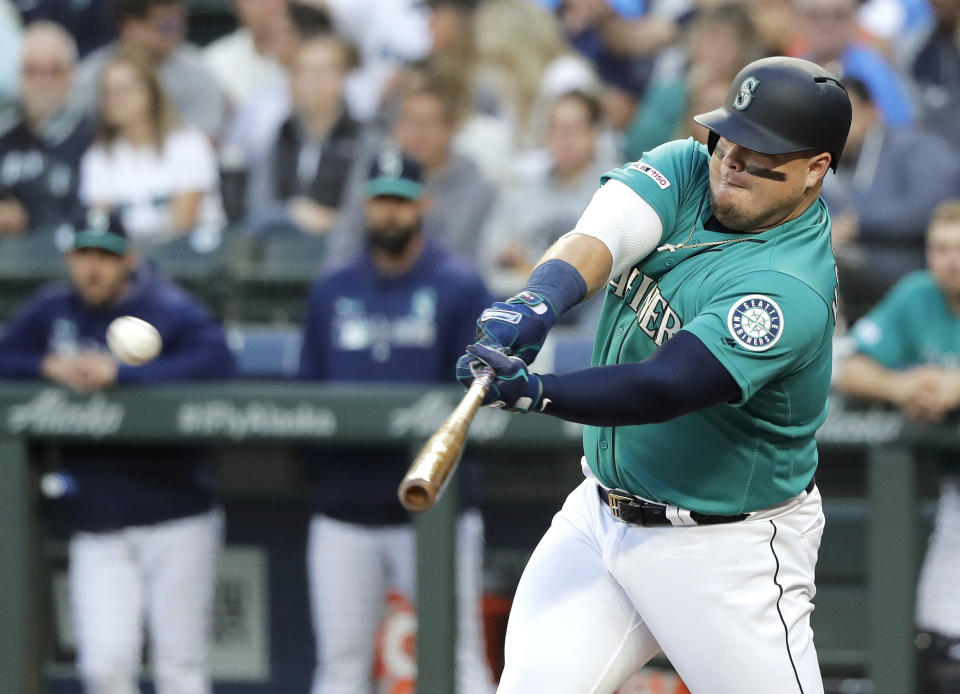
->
[805, 152, 832, 188]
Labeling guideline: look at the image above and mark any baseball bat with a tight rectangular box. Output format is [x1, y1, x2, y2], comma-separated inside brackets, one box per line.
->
[398, 370, 494, 513]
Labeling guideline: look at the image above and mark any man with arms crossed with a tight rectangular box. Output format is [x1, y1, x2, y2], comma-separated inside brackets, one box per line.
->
[457, 57, 851, 693]
[837, 200, 960, 694]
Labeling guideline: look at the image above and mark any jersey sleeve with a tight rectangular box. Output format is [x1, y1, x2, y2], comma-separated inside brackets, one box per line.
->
[600, 138, 703, 235]
[850, 280, 916, 368]
[680, 271, 831, 404]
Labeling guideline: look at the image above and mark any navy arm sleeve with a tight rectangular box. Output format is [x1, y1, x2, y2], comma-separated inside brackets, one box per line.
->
[538, 331, 740, 426]
[299, 279, 331, 380]
[0, 296, 53, 378]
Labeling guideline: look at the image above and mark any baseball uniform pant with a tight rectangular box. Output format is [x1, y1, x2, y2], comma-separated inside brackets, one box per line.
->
[307, 510, 494, 694]
[497, 475, 825, 694]
[69, 509, 224, 694]
[917, 476, 960, 638]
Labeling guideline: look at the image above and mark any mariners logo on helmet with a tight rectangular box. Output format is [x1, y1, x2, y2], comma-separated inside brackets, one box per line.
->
[733, 77, 759, 111]
[727, 294, 783, 352]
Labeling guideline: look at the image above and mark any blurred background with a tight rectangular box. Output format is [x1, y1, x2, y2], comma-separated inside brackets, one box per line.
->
[0, 0, 958, 692]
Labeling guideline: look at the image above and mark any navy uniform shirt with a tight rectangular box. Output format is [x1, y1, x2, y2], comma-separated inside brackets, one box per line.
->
[0, 263, 236, 532]
[299, 237, 492, 524]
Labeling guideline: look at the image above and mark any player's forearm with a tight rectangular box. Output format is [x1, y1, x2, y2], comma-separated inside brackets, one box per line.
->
[835, 354, 907, 405]
[538, 331, 740, 426]
[535, 233, 613, 299]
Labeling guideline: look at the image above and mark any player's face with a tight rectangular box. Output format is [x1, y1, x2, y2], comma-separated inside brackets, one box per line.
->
[927, 222, 960, 298]
[364, 196, 423, 255]
[708, 137, 830, 232]
[67, 248, 134, 307]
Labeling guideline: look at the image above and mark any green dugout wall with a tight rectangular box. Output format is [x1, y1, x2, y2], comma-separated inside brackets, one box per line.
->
[0, 383, 938, 693]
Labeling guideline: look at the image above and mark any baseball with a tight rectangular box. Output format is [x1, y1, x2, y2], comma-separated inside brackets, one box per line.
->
[106, 316, 162, 366]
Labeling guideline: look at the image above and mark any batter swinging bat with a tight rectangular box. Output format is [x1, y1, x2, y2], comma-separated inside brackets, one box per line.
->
[398, 370, 494, 512]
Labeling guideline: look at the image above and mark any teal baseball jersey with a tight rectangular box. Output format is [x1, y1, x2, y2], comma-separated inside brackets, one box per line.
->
[851, 271, 960, 474]
[852, 271, 960, 370]
[584, 138, 838, 514]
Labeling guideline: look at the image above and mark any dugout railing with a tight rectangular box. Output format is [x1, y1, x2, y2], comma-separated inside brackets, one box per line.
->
[0, 383, 939, 693]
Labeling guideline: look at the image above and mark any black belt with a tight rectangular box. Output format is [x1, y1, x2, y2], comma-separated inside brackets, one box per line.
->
[597, 477, 816, 527]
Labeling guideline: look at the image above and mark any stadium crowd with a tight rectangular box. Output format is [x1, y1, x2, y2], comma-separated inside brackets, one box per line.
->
[1, 0, 959, 692]
[0, 0, 955, 320]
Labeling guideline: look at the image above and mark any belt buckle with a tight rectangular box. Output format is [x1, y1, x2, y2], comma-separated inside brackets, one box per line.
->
[607, 489, 635, 521]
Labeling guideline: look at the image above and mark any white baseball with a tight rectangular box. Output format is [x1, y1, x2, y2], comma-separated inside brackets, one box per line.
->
[106, 316, 162, 366]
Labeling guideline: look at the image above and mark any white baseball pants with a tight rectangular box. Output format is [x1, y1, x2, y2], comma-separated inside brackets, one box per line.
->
[917, 476, 960, 638]
[307, 510, 494, 694]
[497, 476, 825, 694]
[68, 509, 224, 694]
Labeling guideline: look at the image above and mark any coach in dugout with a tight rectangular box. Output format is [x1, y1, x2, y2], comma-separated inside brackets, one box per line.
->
[0, 210, 235, 694]
[298, 150, 495, 694]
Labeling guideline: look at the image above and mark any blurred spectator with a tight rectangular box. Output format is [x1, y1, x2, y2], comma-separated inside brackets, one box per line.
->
[202, 0, 287, 107]
[71, 0, 227, 139]
[798, 0, 915, 126]
[219, 1, 308, 167]
[0, 21, 93, 236]
[0, 210, 235, 694]
[80, 50, 225, 245]
[329, 75, 497, 264]
[473, 0, 599, 157]
[246, 32, 361, 236]
[747, 0, 803, 55]
[0, 0, 22, 106]
[554, 0, 679, 103]
[677, 68, 730, 146]
[901, 0, 960, 152]
[13, 0, 114, 57]
[835, 200, 960, 694]
[323, 0, 431, 121]
[412, 0, 513, 185]
[857, 0, 933, 51]
[299, 151, 494, 694]
[480, 90, 614, 284]
[822, 77, 960, 310]
[625, 4, 763, 160]
[393, 77, 496, 260]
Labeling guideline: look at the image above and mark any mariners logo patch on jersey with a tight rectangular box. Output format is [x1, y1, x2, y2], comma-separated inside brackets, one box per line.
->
[727, 294, 783, 351]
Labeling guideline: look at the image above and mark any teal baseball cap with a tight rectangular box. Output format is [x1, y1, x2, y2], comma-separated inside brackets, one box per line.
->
[364, 149, 424, 200]
[72, 209, 129, 255]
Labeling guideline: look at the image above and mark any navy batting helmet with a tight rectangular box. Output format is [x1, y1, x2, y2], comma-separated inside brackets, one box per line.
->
[694, 56, 852, 172]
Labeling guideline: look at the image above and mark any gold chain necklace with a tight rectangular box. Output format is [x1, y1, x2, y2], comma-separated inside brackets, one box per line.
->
[655, 192, 756, 253]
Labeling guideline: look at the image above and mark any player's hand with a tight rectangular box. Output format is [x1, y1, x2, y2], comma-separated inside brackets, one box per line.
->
[73, 352, 119, 391]
[41, 354, 91, 392]
[457, 342, 544, 413]
[474, 291, 558, 364]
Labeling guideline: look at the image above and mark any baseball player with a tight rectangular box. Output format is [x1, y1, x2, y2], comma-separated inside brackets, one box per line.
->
[299, 151, 495, 694]
[0, 211, 236, 694]
[836, 199, 960, 694]
[457, 57, 851, 693]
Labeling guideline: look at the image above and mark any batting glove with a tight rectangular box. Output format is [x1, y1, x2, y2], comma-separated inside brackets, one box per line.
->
[474, 291, 557, 364]
[457, 342, 545, 413]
